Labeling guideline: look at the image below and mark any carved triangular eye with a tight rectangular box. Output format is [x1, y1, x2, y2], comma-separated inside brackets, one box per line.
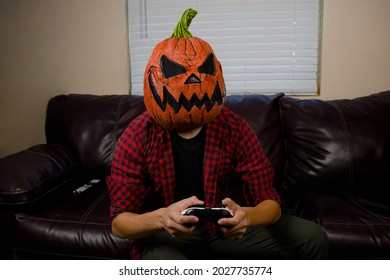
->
[161, 55, 187, 78]
[198, 54, 215, 75]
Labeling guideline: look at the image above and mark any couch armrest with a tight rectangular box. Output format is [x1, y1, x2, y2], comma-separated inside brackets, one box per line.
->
[0, 144, 81, 205]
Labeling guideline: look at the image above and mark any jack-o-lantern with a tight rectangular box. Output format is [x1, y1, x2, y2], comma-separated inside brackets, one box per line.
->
[144, 8, 226, 132]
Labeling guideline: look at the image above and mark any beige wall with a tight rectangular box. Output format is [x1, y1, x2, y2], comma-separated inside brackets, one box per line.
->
[320, 0, 390, 99]
[1, 0, 390, 157]
[0, 0, 129, 157]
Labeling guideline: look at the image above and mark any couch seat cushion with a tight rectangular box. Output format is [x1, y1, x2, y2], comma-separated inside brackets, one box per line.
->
[13, 179, 130, 259]
[298, 189, 390, 259]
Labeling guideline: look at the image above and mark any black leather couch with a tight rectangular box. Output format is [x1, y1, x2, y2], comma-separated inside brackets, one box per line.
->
[1, 91, 389, 259]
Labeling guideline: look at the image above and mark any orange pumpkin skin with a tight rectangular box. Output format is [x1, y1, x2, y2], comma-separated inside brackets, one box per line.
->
[144, 32, 226, 132]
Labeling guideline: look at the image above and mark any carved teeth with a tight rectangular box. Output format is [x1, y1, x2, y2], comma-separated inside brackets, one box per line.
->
[149, 74, 223, 114]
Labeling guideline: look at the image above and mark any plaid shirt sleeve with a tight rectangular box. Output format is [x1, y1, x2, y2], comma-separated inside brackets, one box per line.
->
[231, 110, 281, 206]
[106, 113, 151, 222]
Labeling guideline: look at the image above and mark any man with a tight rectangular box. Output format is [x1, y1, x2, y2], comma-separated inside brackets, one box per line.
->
[106, 8, 328, 260]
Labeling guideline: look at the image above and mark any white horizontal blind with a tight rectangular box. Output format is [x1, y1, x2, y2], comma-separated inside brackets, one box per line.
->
[128, 0, 321, 95]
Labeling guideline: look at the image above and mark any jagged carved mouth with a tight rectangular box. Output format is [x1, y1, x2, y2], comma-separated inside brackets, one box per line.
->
[148, 74, 223, 114]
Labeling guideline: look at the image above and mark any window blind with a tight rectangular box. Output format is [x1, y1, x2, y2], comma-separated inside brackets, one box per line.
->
[128, 0, 322, 95]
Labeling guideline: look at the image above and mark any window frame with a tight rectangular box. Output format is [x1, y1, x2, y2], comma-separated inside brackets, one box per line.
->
[126, 0, 323, 96]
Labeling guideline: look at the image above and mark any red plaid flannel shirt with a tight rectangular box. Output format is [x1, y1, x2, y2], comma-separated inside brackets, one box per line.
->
[106, 107, 281, 259]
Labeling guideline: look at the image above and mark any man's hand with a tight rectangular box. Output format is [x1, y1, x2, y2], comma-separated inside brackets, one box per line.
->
[161, 196, 204, 238]
[217, 198, 249, 239]
[217, 197, 282, 239]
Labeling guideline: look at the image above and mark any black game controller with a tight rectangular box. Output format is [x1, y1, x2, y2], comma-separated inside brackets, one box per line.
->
[181, 205, 234, 223]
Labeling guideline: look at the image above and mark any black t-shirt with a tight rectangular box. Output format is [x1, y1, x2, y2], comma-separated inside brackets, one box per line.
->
[170, 127, 206, 201]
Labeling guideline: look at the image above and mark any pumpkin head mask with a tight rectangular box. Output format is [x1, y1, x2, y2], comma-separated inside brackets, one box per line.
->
[144, 8, 226, 132]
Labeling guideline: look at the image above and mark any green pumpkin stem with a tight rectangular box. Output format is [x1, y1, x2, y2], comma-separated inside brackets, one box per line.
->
[172, 8, 198, 39]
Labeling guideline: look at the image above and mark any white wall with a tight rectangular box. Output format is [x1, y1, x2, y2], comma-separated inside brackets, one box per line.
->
[1, 0, 390, 157]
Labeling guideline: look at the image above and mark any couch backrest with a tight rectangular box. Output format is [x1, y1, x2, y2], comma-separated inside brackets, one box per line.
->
[46, 91, 390, 203]
[280, 90, 390, 201]
[45, 94, 146, 176]
[45, 93, 286, 189]
[225, 93, 285, 190]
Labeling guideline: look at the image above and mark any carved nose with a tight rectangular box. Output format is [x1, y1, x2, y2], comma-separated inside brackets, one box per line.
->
[185, 73, 201, 84]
